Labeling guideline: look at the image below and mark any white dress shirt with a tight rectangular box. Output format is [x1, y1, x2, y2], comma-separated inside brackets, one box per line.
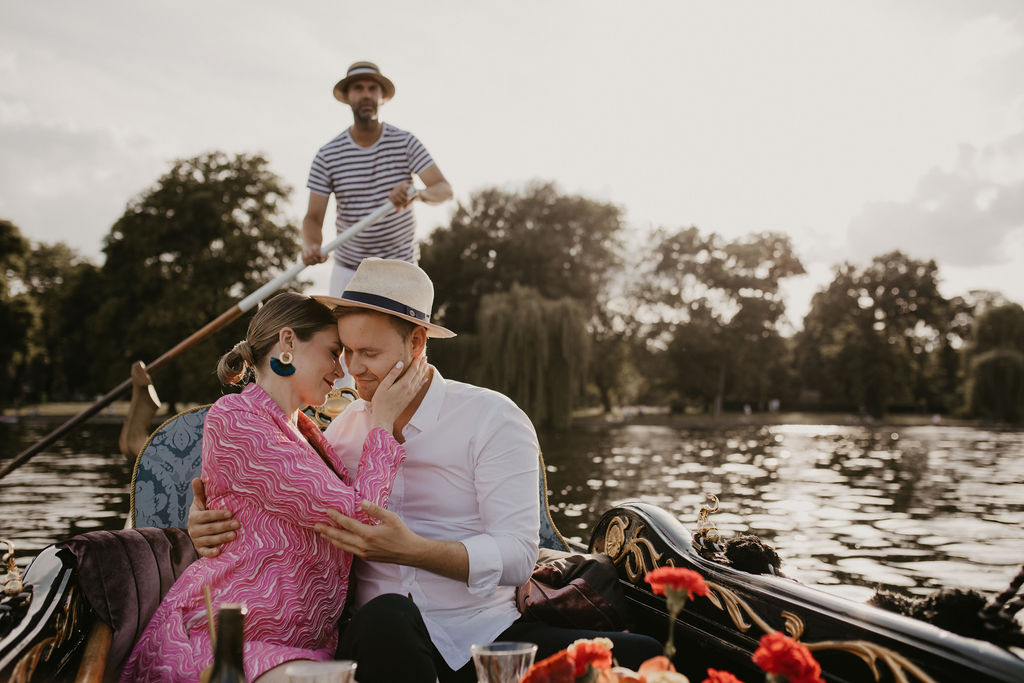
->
[323, 368, 541, 669]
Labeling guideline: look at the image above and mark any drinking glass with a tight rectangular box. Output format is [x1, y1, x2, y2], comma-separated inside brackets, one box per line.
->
[284, 660, 357, 683]
[470, 641, 538, 683]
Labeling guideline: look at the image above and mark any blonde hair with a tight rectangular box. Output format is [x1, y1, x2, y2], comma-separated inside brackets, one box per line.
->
[217, 292, 338, 385]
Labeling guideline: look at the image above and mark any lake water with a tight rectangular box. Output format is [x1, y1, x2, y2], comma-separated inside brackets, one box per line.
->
[2, 419, 1023, 603]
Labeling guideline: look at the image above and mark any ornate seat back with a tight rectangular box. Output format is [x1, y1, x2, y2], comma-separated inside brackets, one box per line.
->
[130, 405, 210, 528]
[129, 406, 570, 550]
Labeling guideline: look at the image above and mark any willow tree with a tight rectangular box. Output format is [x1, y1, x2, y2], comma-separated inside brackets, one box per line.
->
[964, 303, 1024, 423]
[475, 285, 590, 430]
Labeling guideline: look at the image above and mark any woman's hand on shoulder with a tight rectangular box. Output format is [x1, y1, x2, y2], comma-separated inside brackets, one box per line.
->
[369, 356, 429, 432]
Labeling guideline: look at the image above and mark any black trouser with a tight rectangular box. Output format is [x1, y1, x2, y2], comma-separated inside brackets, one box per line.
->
[337, 593, 663, 683]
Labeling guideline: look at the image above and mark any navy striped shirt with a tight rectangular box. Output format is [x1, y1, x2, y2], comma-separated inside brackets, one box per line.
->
[307, 123, 435, 268]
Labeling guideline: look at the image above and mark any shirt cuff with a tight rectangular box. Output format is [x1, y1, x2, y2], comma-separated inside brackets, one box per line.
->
[461, 534, 503, 595]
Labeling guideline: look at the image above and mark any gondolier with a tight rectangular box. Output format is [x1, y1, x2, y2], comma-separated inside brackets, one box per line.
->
[302, 61, 453, 296]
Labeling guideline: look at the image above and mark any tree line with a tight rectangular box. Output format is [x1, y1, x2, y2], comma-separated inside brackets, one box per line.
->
[2, 152, 1022, 427]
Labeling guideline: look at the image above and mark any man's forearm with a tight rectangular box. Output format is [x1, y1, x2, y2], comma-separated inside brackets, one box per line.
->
[407, 534, 470, 582]
[302, 215, 323, 249]
[417, 180, 453, 206]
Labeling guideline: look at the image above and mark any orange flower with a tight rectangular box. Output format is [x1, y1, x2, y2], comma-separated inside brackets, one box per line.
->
[637, 656, 677, 674]
[520, 649, 576, 683]
[752, 632, 824, 683]
[644, 567, 710, 600]
[567, 638, 614, 676]
[702, 668, 744, 683]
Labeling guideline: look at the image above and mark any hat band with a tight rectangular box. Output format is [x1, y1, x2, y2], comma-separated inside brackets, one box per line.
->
[342, 290, 429, 323]
[347, 67, 380, 77]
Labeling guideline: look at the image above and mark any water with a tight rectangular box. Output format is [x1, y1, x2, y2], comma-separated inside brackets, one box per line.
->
[2, 419, 1023, 603]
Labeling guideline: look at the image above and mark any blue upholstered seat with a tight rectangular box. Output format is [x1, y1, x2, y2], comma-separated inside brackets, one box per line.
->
[129, 406, 569, 551]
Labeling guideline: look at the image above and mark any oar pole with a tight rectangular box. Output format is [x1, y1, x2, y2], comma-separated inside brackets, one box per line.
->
[0, 191, 412, 480]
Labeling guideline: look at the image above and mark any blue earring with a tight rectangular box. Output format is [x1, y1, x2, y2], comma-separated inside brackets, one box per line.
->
[270, 351, 295, 377]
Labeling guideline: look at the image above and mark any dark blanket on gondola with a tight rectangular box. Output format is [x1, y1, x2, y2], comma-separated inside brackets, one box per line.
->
[58, 527, 198, 680]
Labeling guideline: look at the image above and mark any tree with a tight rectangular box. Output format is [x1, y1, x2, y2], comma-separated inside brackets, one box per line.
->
[93, 151, 303, 408]
[0, 220, 33, 405]
[21, 243, 103, 400]
[419, 182, 625, 423]
[420, 182, 624, 333]
[636, 227, 805, 413]
[964, 303, 1024, 422]
[475, 285, 590, 429]
[795, 252, 948, 417]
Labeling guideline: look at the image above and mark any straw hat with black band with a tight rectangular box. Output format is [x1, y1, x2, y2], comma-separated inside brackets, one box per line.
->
[333, 61, 396, 104]
[315, 258, 455, 339]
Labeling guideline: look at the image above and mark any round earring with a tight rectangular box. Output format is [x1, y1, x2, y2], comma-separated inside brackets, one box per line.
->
[270, 351, 295, 377]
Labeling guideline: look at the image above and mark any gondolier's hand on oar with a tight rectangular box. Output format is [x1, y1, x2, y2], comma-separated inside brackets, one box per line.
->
[187, 478, 240, 558]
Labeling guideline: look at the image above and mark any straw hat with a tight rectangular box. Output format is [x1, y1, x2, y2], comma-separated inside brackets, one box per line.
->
[333, 61, 396, 104]
[316, 258, 455, 338]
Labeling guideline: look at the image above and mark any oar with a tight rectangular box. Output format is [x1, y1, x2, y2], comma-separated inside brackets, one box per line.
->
[0, 191, 413, 480]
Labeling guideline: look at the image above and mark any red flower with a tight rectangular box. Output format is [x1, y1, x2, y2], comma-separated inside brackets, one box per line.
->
[752, 632, 824, 683]
[566, 638, 614, 676]
[520, 649, 576, 683]
[702, 668, 745, 683]
[644, 567, 710, 600]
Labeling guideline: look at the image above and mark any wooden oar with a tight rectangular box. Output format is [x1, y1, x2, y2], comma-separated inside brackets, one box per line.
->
[0, 192, 411, 480]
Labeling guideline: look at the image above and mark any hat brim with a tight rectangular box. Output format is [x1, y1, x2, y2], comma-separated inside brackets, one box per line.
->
[333, 74, 395, 104]
[314, 295, 456, 339]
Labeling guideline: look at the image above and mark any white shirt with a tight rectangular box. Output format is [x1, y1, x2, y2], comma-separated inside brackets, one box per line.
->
[323, 369, 540, 669]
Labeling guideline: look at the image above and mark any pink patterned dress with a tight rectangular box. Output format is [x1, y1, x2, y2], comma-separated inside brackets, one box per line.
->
[120, 383, 405, 682]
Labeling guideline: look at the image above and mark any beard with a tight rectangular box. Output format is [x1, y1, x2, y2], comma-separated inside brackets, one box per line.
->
[351, 101, 378, 123]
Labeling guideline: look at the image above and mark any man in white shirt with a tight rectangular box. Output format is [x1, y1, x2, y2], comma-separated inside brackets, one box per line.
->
[189, 259, 660, 682]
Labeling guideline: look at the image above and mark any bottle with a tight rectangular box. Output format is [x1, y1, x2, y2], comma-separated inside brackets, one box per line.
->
[208, 603, 247, 683]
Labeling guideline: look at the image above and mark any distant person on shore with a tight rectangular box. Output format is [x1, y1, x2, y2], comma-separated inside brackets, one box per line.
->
[120, 292, 428, 682]
[301, 61, 452, 296]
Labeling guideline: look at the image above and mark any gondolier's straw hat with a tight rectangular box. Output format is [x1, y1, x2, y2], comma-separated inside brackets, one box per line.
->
[333, 61, 396, 104]
[316, 258, 455, 339]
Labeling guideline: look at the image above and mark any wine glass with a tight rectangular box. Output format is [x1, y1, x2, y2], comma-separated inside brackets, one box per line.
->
[470, 641, 538, 682]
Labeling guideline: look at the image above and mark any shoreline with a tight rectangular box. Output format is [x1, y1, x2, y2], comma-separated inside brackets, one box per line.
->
[3, 402, 1012, 431]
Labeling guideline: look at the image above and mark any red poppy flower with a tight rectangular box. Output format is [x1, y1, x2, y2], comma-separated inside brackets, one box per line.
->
[752, 632, 824, 683]
[644, 567, 710, 600]
[520, 649, 576, 683]
[702, 668, 745, 683]
[566, 638, 614, 676]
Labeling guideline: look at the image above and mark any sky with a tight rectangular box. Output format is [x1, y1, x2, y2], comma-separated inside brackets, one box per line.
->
[2, 0, 1023, 328]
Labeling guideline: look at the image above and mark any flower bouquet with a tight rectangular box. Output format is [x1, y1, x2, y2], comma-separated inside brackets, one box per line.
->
[520, 567, 825, 683]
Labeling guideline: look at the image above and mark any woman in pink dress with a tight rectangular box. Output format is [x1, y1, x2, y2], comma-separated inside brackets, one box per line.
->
[120, 292, 428, 682]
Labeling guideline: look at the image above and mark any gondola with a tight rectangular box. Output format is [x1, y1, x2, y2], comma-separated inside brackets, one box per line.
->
[2, 386, 1023, 683]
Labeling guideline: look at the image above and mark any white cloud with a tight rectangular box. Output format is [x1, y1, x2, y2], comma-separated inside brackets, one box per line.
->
[845, 136, 1024, 268]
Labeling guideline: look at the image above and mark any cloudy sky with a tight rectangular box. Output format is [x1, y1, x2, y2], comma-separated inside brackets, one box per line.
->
[3, 0, 1022, 326]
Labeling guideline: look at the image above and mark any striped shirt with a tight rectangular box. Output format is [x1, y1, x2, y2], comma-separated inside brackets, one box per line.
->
[307, 123, 435, 269]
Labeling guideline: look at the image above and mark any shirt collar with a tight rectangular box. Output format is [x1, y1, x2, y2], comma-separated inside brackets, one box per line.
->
[404, 366, 446, 436]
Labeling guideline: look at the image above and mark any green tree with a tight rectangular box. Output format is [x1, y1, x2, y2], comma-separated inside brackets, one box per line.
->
[0, 220, 33, 405]
[420, 182, 624, 332]
[637, 227, 805, 414]
[795, 252, 948, 417]
[94, 151, 303, 408]
[21, 243, 103, 400]
[475, 285, 590, 429]
[420, 182, 624, 423]
[964, 303, 1024, 422]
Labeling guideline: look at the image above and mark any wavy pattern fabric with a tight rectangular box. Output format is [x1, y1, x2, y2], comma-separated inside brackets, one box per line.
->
[119, 383, 405, 682]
